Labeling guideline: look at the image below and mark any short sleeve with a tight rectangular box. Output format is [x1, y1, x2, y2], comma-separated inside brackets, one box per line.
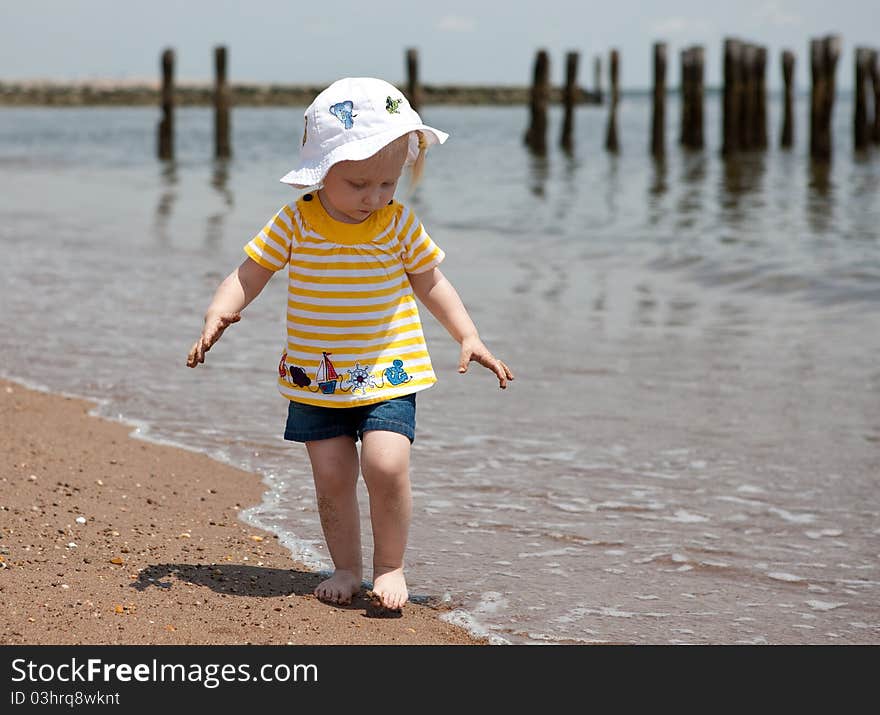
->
[243, 204, 296, 271]
[397, 206, 445, 274]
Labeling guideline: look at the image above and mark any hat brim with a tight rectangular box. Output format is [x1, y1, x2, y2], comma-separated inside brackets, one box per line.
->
[279, 124, 448, 189]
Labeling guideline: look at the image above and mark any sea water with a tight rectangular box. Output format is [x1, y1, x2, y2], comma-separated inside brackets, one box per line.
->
[2, 94, 879, 643]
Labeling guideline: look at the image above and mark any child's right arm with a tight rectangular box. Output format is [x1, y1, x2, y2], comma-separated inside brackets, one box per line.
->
[186, 257, 274, 367]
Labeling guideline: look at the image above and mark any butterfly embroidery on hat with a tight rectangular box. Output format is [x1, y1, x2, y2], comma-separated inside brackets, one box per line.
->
[329, 101, 356, 129]
[385, 96, 403, 114]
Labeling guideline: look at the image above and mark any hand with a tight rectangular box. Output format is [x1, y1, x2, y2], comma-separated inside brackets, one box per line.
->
[186, 311, 241, 367]
[458, 336, 514, 389]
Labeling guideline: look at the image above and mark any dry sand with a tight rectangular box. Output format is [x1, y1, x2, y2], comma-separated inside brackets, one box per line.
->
[0, 379, 483, 645]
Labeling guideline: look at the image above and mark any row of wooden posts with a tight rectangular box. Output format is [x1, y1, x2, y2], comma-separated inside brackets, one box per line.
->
[159, 46, 418, 159]
[156, 42, 880, 161]
[525, 36, 880, 159]
[158, 47, 230, 160]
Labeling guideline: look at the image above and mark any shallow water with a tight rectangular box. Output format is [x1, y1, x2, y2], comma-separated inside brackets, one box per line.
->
[2, 95, 879, 643]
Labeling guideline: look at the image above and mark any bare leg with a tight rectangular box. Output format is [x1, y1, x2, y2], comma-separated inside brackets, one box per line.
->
[306, 435, 362, 604]
[360, 430, 412, 610]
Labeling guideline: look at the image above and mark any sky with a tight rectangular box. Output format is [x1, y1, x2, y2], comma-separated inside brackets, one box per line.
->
[1, 0, 877, 90]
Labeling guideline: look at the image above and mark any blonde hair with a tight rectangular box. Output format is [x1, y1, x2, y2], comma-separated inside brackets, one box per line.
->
[354, 131, 429, 194]
[410, 131, 428, 190]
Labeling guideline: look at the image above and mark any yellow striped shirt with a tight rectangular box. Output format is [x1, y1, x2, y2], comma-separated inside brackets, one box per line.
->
[244, 195, 444, 407]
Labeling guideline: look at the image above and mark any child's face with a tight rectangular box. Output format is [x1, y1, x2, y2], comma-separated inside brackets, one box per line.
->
[319, 137, 408, 223]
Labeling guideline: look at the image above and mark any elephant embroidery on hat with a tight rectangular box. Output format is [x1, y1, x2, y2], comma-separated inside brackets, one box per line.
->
[329, 101, 356, 129]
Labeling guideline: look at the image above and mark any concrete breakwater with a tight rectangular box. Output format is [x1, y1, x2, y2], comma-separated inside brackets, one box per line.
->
[0, 81, 601, 107]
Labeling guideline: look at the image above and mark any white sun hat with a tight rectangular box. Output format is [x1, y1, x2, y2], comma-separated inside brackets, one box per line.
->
[279, 77, 449, 189]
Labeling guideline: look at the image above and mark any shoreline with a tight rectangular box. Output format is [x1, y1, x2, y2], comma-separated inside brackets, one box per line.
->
[0, 378, 484, 645]
[0, 81, 602, 107]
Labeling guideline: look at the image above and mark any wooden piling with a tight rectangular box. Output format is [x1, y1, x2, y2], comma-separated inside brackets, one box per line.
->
[157, 48, 174, 160]
[651, 42, 667, 157]
[594, 55, 603, 103]
[780, 50, 795, 148]
[872, 51, 880, 144]
[740, 43, 757, 150]
[605, 49, 620, 152]
[214, 46, 231, 159]
[680, 48, 693, 147]
[755, 46, 768, 149]
[405, 48, 422, 112]
[824, 35, 841, 156]
[810, 35, 841, 161]
[691, 47, 705, 149]
[870, 50, 880, 144]
[854, 47, 872, 150]
[680, 47, 705, 149]
[809, 39, 822, 159]
[560, 51, 579, 151]
[722, 38, 743, 156]
[524, 49, 550, 154]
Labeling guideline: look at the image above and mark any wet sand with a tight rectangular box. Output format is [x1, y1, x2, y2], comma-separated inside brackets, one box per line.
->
[0, 380, 482, 645]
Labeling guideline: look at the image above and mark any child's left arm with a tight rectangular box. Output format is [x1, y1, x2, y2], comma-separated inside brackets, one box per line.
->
[408, 267, 514, 389]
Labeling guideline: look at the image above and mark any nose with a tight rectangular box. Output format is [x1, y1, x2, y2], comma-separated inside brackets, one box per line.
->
[364, 187, 384, 210]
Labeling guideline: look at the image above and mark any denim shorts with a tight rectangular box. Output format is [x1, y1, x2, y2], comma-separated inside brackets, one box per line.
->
[283, 393, 416, 444]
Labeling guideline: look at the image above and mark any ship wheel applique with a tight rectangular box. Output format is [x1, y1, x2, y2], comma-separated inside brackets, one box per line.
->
[348, 363, 379, 395]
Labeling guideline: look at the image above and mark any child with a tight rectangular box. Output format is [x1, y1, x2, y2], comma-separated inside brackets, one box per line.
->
[187, 77, 513, 611]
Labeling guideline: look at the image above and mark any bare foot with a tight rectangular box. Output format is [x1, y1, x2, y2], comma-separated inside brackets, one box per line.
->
[314, 569, 361, 605]
[371, 566, 408, 611]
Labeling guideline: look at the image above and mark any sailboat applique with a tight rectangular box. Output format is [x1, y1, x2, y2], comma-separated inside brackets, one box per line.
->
[316, 352, 339, 394]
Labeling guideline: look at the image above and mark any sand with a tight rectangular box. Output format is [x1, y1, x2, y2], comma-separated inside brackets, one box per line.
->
[0, 379, 483, 645]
